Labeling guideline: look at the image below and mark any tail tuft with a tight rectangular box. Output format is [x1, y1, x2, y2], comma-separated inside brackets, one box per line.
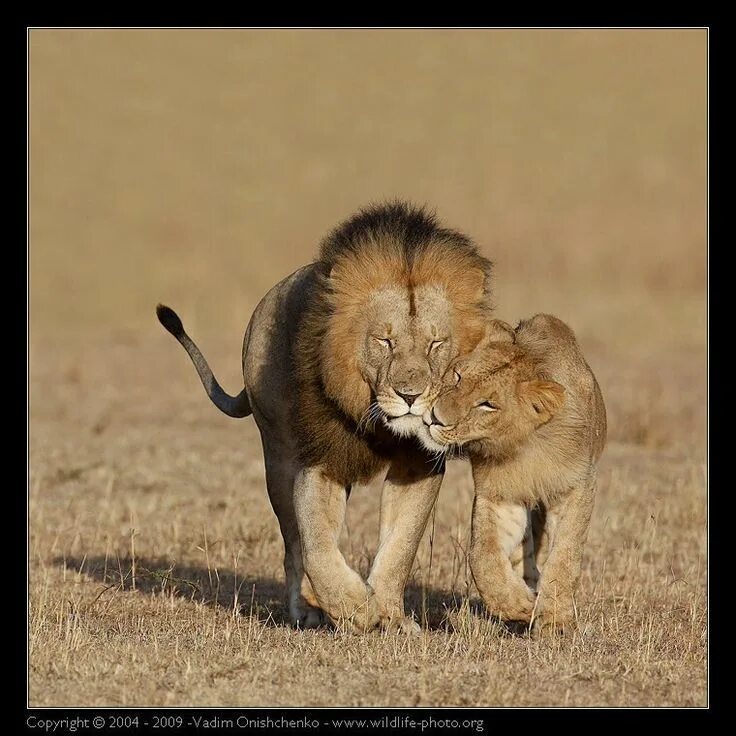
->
[156, 304, 184, 337]
[156, 304, 251, 418]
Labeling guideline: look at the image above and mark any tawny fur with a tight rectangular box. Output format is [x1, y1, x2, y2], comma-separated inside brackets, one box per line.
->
[419, 314, 606, 634]
[158, 201, 494, 632]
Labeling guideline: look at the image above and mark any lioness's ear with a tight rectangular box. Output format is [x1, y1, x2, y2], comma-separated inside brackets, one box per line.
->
[483, 319, 516, 345]
[465, 319, 515, 352]
[517, 380, 565, 425]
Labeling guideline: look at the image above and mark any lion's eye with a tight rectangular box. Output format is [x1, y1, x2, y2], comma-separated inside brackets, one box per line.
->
[453, 369, 462, 385]
[429, 339, 445, 353]
[374, 337, 393, 349]
[476, 400, 500, 412]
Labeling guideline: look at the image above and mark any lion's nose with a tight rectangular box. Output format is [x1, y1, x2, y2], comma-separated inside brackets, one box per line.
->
[396, 391, 420, 407]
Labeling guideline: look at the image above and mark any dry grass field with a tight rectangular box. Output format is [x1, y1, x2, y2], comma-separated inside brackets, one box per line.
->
[29, 30, 706, 707]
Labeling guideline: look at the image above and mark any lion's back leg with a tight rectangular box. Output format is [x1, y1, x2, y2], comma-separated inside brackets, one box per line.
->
[261, 439, 327, 629]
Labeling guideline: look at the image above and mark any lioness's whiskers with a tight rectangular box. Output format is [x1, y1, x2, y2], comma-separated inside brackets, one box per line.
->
[449, 444, 465, 462]
[428, 449, 446, 476]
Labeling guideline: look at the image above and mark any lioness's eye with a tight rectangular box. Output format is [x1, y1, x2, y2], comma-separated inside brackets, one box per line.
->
[429, 340, 445, 353]
[453, 369, 461, 385]
[374, 337, 393, 349]
[476, 400, 500, 412]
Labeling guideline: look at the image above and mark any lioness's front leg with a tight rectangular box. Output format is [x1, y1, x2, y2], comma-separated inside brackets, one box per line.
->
[469, 496, 537, 624]
[367, 459, 444, 632]
[510, 508, 540, 591]
[533, 479, 595, 636]
[293, 466, 379, 631]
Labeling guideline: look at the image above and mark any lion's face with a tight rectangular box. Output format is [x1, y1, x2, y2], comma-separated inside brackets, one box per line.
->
[417, 342, 566, 456]
[355, 284, 459, 437]
[315, 239, 493, 444]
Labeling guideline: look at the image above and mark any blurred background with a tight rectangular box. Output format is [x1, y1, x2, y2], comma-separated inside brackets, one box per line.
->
[30, 28, 705, 453]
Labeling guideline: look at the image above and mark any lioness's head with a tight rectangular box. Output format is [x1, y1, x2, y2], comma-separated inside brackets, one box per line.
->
[419, 340, 566, 457]
[314, 203, 493, 440]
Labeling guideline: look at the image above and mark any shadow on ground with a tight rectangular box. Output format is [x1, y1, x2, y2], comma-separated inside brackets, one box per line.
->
[54, 554, 487, 631]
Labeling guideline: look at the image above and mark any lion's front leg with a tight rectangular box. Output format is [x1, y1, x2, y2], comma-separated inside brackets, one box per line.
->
[293, 466, 379, 632]
[469, 495, 537, 625]
[532, 479, 595, 637]
[367, 459, 444, 633]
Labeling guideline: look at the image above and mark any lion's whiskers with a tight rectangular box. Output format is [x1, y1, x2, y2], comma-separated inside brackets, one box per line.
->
[356, 402, 383, 435]
[355, 404, 373, 434]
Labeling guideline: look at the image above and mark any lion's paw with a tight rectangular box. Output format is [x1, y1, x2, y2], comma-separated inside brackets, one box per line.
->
[504, 619, 533, 637]
[294, 606, 329, 630]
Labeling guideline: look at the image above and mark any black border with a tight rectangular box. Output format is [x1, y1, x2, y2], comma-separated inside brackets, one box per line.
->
[23, 24, 714, 731]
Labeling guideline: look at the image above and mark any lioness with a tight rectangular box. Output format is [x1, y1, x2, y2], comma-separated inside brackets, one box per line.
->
[157, 201, 493, 631]
[419, 314, 606, 634]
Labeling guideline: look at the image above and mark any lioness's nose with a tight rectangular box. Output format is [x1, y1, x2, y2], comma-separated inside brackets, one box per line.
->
[430, 408, 447, 426]
[396, 391, 420, 407]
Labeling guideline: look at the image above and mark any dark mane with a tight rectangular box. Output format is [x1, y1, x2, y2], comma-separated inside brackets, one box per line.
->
[318, 200, 481, 268]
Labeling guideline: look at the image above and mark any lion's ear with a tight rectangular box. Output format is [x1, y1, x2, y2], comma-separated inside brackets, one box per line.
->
[517, 380, 565, 426]
[326, 259, 350, 284]
[465, 266, 488, 302]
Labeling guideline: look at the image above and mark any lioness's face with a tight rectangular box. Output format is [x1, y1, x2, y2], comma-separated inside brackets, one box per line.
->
[418, 343, 565, 455]
[359, 285, 458, 437]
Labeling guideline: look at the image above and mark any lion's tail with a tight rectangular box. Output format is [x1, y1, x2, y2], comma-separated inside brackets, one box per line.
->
[156, 304, 252, 419]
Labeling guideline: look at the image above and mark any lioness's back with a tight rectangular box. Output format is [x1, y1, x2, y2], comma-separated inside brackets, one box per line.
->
[517, 313, 606, 463]
[516, 314, 586, 378]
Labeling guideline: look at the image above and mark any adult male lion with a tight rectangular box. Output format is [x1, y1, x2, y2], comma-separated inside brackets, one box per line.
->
[157, 202, 493, 631]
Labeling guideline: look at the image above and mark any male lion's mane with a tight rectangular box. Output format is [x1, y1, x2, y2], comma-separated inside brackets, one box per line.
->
[294, 201, 493, 484]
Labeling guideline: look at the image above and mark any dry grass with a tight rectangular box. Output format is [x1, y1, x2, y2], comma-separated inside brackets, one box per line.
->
[29, 29, 706, 707]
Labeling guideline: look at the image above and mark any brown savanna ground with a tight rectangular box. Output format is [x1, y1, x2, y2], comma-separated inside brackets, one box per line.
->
[29, 30, 706, 707]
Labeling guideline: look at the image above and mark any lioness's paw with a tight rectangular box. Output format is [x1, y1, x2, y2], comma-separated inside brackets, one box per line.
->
[381, 615, 422, 636]
[531, 613, 574, 638]
[488, 588, 536, 624]
[343, 596, 382, 633]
